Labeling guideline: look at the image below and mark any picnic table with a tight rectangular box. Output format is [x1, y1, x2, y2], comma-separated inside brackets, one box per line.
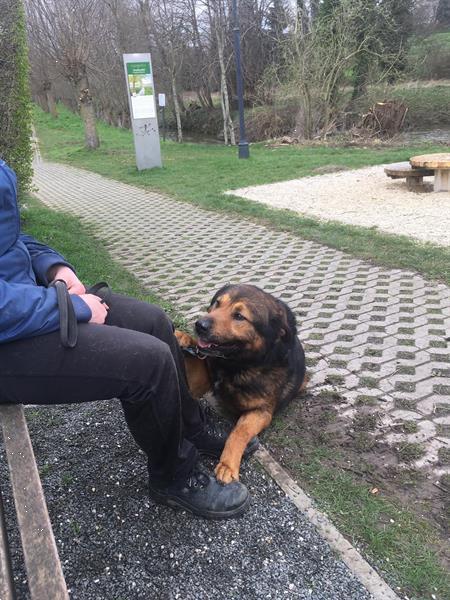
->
[410, 153, 450, 192]
[384, 162, 433, 190]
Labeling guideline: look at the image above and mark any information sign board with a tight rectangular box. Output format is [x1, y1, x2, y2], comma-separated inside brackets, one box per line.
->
[123, 53, 161, 170]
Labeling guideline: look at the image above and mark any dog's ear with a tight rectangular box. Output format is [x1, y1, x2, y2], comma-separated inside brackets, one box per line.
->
[208, 284, 232, 310]
[271, 300, 297, 344]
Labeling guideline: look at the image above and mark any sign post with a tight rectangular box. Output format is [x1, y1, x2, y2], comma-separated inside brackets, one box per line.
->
[123, 53, 162, 170]
[158, 93, 166, 142]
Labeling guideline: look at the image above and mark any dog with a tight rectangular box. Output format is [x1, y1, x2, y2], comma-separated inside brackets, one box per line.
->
[175, 284, 306, 484]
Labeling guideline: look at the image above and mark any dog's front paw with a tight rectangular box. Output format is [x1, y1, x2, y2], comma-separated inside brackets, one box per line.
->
[215, 461, 239, 484]
[174, 330, 197, 348]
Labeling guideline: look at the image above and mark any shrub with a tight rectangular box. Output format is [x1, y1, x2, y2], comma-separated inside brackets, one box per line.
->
[0, 0, 33, 195]
[164, 104, 224, 138]
[245, 103, 297, 142]
[406, 33, 450, 80]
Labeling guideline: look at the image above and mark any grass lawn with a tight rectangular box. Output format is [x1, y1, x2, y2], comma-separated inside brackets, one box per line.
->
[390, 83, 450, 129]
[34, 105, 450, 286]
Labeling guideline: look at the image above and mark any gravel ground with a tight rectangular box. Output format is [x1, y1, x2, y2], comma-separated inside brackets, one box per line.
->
[0, 401, 372, 600]
[228, 165, 450, 247]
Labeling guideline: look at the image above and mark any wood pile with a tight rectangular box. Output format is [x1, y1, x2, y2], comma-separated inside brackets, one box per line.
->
[360, 100, 408, 137]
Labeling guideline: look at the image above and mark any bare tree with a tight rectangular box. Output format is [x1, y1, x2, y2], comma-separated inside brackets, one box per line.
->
[204, 0, 235, 145]
[26, 0, 102, 148]
[285, 0, 375, 138]
[28, 46, 59, 118]
[138, 0, 187, 142]
[182, 0, 214, 108]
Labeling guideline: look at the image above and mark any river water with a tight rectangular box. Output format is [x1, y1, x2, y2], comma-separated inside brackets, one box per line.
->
[164, 129, 450, 145]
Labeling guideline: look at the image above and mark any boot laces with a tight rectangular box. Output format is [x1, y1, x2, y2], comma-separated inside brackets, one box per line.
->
[187, 469, 210, 489]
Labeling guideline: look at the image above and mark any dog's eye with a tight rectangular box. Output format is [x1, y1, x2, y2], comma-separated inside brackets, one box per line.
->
[233, 312, 245, 321]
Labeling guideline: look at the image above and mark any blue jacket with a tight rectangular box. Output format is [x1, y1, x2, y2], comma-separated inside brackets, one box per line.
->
[0, 159, 91, 344]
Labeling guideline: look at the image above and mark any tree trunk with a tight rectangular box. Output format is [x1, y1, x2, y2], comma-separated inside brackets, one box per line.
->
[310, 0, 320, 22]
[219, 84, 228, 145]
[171, 75, 183, 143]
[216, 26, 235, 146]
[77, 75, 100, 149]
[46, 90, 58, 118]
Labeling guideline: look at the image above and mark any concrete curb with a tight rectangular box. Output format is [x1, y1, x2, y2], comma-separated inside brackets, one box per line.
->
[256, 447, 401, 600]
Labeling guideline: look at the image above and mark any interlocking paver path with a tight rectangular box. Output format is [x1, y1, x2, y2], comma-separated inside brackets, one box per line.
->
[34, 160, 450, 480]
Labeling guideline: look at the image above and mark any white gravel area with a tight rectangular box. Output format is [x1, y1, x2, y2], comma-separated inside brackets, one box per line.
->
[227, 165, 450, 247]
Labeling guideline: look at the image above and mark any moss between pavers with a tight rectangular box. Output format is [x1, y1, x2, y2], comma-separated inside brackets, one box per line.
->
[396, 365, 416, 375]
[359, 376, 379, 389]
[324, 374, 346, 386]
[355, 395, 380, 406]
[395, 398, 418, 411]
[352, 412, 380, 431]
[434, 384, 450, 395]
[438, 447, 450, 465]
[397, 442, 425, 462]
[394, 421, 419, 434]
[361, 362, 381, 372]
[437, 423, 450, 437]
[328, 359, 348, 369]
[395, 381, 416, 393]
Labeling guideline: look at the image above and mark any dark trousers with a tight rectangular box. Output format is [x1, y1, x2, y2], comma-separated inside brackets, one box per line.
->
[0, 294, 203, 485]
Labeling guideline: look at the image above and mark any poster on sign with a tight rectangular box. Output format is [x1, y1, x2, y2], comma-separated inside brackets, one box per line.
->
[127, 61, 156, 119]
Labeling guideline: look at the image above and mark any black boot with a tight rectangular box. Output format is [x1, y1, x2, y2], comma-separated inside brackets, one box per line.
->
[149, 463, 250, 519]
[188, 405, 259, 459]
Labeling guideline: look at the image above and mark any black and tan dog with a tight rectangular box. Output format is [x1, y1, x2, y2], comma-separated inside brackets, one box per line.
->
[175, 284, 306, 484]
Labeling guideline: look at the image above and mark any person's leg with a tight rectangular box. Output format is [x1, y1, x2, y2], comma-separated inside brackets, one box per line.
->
[104, 294, 205, 437]
[0, 324, 250, 518]
[0, 324, 196, 485]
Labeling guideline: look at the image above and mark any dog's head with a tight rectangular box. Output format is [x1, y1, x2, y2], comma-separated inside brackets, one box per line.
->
[194, 284, 297, 362]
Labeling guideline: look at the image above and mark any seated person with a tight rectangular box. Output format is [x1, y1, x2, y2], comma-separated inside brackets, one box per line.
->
[0, 159, 250, 520]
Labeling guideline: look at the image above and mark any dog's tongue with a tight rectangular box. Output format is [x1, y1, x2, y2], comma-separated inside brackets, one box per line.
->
[197, 339, 214, 349]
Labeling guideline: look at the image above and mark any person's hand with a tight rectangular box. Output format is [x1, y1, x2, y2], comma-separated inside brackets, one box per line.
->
[48, 265, 86, 295]
[78, 294, 109, 324]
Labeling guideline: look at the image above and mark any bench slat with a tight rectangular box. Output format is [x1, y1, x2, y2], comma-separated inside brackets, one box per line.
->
[384, 162, 434, 177]
[0, 405, 69, 600]
[0, 487, 16, 600]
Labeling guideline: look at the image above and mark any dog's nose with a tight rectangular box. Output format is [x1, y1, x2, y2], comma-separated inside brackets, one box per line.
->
[195, 318, 212, 335]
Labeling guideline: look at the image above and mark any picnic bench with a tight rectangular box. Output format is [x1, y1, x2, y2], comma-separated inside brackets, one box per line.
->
[410, 153, 450, 192]
[0, 404, 69, 600]
[384, 162, 433, 190]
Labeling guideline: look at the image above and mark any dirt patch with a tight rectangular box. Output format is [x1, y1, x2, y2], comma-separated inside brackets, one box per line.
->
[312, 164, 352, 175]
[263, 389, 450, 568]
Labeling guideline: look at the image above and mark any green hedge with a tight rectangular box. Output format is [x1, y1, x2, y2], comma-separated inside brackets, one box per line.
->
[0, 0, 33, 195]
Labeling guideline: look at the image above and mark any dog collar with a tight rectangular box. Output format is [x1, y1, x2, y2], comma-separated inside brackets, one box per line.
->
[181, 345, 209, 360]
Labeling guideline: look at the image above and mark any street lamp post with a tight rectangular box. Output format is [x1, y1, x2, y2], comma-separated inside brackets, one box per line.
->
[232, 0, 250, 159]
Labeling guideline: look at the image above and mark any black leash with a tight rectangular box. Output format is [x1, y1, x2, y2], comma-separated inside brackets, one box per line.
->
[51, 280, 111, 349]
[86, 281, 111, 304]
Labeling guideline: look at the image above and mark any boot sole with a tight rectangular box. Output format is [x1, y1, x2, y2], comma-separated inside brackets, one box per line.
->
[149, 486, 250, 520]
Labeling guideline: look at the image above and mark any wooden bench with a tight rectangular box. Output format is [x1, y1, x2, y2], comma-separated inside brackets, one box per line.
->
[384, 161, 434, 190]
[0, 405, 69, 600]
